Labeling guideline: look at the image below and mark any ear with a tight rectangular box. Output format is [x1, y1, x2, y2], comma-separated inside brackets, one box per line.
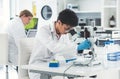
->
[57, 20, 61, 23]
[57, 20, 63, 26]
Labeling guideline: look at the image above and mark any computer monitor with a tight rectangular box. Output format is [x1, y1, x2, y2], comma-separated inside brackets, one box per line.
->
[27, 29, 37, 37]
[25, 18, 38, 30]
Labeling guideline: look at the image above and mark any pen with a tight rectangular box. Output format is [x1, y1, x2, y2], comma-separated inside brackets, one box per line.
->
[66, 58, 77, 63]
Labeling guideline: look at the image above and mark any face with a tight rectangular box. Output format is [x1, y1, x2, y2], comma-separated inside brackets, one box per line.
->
[22, 15, 32, 25]
[56, 20, 73, 34]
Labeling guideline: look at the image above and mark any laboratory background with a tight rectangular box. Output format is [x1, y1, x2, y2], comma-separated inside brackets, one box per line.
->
[0, 0, 120, 79]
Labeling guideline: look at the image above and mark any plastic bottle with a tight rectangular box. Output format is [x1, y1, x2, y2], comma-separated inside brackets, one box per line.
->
[107, 40, 117, 61]
[110, 40, 120, 61]
[103, 41, 110, 67]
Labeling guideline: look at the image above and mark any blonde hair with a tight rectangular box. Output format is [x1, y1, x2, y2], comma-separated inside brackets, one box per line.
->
[19, 10, 33, 17]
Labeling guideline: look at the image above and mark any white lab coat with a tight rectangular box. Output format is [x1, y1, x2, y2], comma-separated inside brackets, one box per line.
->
[5, 17, 27, 65]
[29, 22, 77, 79]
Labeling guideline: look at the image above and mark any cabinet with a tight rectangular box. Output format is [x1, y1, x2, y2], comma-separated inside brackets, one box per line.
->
[64, 0, 120, 30]
[102, 0, 120, 30]
[64, 0, 102, 27]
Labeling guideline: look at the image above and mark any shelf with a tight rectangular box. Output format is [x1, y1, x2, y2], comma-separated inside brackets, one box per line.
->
[104, 0, 116, 6]
[65, 0, 102, 28]
[75, 10, 101, 13]
[102, 0, 119, 29]
[103, 28, 119, 31]
[104, 5, 116, 8]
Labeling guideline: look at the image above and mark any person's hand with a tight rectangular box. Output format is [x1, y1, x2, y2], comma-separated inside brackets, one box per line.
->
[77, 39, 91, 50]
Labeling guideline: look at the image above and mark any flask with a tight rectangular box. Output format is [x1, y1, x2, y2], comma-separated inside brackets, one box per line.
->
[109, 15, 116, 28]
[84, 27, 90, 39]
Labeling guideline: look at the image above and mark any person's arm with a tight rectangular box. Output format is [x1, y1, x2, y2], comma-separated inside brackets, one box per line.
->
[37, 27, 77, 58]
[10, 20, 27, 47]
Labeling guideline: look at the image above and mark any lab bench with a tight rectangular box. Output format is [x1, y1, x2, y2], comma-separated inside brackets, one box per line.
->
[18, 38, 120, 79]
[21, 61, 120, 79]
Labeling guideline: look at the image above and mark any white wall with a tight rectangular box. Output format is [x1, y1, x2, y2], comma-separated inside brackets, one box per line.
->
[57, 0, 65, 13]
[17, 0, 32, 16]
[17, 0, 64, 17]
[0, 0, 10, 32]
[0, 0, 33, 32]
[0, 0, 3, 29]
[10, 0, 18, 18]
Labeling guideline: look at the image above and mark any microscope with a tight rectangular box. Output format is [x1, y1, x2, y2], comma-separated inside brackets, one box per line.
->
[69, 26, 101, 66]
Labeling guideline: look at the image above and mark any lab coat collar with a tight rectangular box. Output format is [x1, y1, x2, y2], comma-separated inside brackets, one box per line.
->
[49, 22, 60, 39]
[14, 17, 24, 26]
[49, 22, 55, 33]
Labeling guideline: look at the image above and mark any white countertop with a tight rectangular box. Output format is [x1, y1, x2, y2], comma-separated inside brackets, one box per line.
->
[20, 60, 120, 78]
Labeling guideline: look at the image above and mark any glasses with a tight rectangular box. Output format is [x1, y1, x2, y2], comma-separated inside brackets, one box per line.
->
[28, 17, 32, 21]
[64, 24, 73, 33]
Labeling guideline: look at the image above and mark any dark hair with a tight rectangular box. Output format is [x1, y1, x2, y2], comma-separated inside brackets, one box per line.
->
[19, 10, 33, 17]
[57, 9, 78, 27]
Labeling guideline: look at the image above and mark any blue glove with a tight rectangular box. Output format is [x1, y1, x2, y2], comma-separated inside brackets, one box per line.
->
[77, 39, 91, 50]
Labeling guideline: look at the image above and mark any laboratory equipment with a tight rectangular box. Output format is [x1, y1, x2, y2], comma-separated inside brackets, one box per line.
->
[104, 40, 120, 61]
[77, 39, 91, 51]
[36, 0, 57, 29]
[66, 3, 79, 11]
[49, 60, 59, 67]
[72, 25, 101, 66]
[95, 30, 120, 47]
[109, 15, 116, 28]
[73, 50, 96, 66]
[79, 18, 86, 26]
[112, 30, 120, 38]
